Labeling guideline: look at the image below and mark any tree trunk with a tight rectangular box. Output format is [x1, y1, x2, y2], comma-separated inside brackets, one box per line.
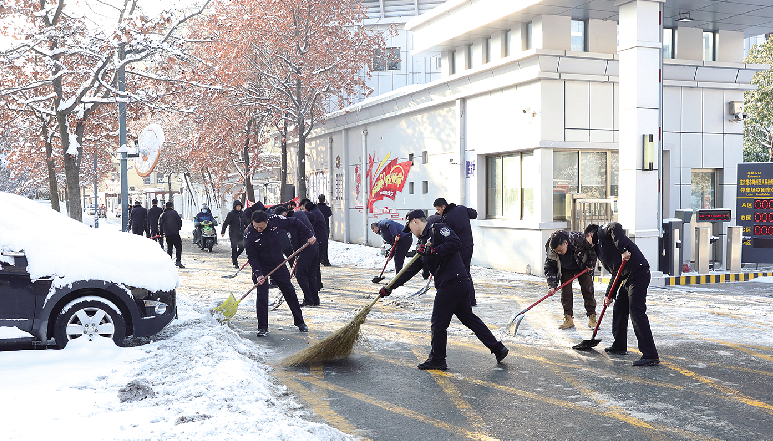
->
[42, 124, 60, 212]
[243, 118, 255, 202]
[280, 118, 288, 201]
[57, 112, 82, 221]
[296, 79, 307, 200]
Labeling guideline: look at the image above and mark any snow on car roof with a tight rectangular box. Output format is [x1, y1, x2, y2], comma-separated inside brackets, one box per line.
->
[0, 192, 179, 292]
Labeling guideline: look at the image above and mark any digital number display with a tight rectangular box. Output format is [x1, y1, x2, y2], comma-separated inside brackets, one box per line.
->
[696, 209, 731, 222]
[754, 199, 773, 210]
[754, 225, 773, 235]
[755, 212, 773, 223]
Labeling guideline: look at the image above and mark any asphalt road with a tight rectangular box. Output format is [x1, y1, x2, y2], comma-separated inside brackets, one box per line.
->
[171, 236, 773, 441]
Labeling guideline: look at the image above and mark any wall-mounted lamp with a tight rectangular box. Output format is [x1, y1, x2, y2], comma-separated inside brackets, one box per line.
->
[643, 134, 655, 171]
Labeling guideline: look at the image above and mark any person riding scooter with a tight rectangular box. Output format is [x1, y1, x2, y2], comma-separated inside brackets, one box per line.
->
[193, 204, 216, 246]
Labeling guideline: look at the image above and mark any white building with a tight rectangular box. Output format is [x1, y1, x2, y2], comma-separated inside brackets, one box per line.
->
[295, 0, 771, 276]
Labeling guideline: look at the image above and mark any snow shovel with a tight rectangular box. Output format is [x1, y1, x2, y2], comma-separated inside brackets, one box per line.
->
[408, 275, 433, 297]
[271, 258, 299, 310]
[573, 260, 627, 351]
[505, 268, 590, 336]
[222, 261, 249, 279]
[212, 242, 310, 321]
[372, 236, 399, 283]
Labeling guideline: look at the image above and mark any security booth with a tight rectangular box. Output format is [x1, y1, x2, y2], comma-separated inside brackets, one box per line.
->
[660, 218, 683, 276]
[694, 209, 731, 273]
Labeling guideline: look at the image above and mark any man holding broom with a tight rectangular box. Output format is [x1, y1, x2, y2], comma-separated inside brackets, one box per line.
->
[246, 210, 315, 337]
[380, 210, 508, 371]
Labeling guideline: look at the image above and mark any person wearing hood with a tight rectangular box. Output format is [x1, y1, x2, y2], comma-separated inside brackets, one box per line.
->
[544, 229, 598, 330]
[221, 200, 248, 268]
[433, 198, 479, 305]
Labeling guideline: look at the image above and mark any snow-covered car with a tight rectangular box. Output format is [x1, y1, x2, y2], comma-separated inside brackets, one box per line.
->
[0, 193, 179, 348]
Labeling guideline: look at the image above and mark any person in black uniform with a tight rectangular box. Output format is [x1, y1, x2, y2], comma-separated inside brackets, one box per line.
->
[544, 230, 597, 330]
[146, 199, 164, 249]
[302, 201, 326, 292]
[371, 219, 413, 273]
[433, 198, 478, 305]
[159, 201, 184, 268]
[284, 206, 320, 306]
[221, 200, 248, 268]
[380, 210, 509, 371]
[129, 201, 149, 236]
[246, 210, 314, 336]
[273, 205, 299, 264]
[585, 223, 659, 366]
[317, 195, 332, 265]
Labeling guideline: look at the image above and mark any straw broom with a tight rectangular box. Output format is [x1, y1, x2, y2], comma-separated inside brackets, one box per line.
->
[281, 252, 422, 366]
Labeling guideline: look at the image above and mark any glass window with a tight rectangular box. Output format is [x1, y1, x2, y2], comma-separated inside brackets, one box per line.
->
[526, 22, 533, 50]
[486, 156, 503, 218]
[691, 170, 716, 209]
[610, 152, 619, 197]
[485, 37, 491, 63]
[373, 47, 401, 71]
[580, 151, 607, 198]
[486, 152, 534, 220]
[571, 20, 586, 52]
[503, 155, 521, 219]
[703, 32, 715, 61]
[521, 152, 536, 219]
[553, 151, 579, 221]
[156, 174, 165, 184]
[663, 28, 674, 59]
[505, 30, 512, 56]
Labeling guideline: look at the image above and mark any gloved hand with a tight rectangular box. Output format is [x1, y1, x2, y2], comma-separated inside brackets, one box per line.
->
[417, 244, 436, 255]
[379, 286, 392, 297]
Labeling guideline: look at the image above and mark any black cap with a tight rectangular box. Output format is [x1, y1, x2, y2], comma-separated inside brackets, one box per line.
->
[403, 209, 426, 233]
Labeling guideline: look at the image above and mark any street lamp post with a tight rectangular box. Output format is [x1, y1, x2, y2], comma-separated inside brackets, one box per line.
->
[117, 45, 138, 232]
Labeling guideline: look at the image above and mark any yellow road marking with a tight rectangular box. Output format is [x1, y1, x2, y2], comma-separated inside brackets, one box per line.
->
[274, 370, 362, 437]
[705, 340, 773, 363]
[289, 372, 499, 441]
[662, 361, 773, 416]
[411, 348, 491, 436]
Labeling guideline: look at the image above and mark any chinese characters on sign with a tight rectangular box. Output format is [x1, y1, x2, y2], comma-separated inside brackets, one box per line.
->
[736, 163, 773, 261]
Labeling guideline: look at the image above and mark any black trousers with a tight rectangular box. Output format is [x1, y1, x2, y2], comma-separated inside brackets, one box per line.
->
[230, 235, 244, 266]
[392, 235, 414, 274]
[319, 239, 330, 265]
[459, 246, 475, 304]
[253, 265, 304, 330]
[314, 246, 322, 291]
[165, 234, 182, 262]
[295, 245, 320, 305]
[611, 268, 658, 359]
[560, 268, 596, 317]
[429, 278, 505, 361]
[150, 229, 163, 248]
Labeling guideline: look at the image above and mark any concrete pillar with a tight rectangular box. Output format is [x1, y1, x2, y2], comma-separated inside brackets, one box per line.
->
[441, 50, 454, 77]
[490, 31, 507, 62]
[617, 0, 663, 266]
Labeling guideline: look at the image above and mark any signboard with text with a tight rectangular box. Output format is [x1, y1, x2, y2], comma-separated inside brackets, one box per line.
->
[736, 162, 773, 263]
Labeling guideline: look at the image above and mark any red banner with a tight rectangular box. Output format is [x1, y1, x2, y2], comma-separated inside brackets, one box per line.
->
[368, 155, 412, 212]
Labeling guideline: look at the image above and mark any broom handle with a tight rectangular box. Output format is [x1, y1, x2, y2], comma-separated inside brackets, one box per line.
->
[237, 241, 311, 302]
[517, 268, 589, 316]
[590, 260, 627, 338]
[378, 235, 400, 276]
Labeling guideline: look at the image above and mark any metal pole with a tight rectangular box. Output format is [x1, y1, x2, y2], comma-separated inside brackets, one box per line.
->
[119, 46, 129, 232]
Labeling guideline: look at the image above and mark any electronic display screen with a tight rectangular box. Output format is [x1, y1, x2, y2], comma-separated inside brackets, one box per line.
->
[737, 164, 773, 262]
[696, 209, 731, 222]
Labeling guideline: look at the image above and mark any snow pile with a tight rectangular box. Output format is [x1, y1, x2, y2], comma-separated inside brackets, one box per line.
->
[0, 192, 179, 292]
[328, 240, 385, 269]
[0, 295, 353, 440]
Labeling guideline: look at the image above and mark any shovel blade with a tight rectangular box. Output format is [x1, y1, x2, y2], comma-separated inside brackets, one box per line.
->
[211, 293, 240, 321]
[372, 276, 385, 283]
[572, 338, 602, 351]
[505, 313, 525, 336]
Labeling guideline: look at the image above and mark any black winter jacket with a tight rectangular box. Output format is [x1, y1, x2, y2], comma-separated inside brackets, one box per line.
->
[245, 215, 313, 277]
[159, 208, 182, 236]
[221, 209, 248, 239]
[593, 222, 649, 299]
[392, 222, 468, 289]
[287, 210, 314, 250]
[147, 205, 163, 235]
[440, 203, 477, 249]
[129, 206, 149, 235]
[307, 207, 328, 242]
[543, 230, 596, 289]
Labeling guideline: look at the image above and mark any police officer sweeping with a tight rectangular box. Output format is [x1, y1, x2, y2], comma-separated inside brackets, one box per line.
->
[380, 210, 508, 370]
[544, 230, 598, 330]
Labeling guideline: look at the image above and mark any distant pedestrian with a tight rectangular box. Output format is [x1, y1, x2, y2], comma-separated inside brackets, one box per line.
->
[585, 222, 659, 366]
[147, 199, 164, 249]
[317, 194, 332, 266]
[544, 230, 597, 330]
[160, 201, 184, 268]
[129, 200, 149, 236]
[221, 200, 248, 268]
[433, 198, 478, 305]
[380, 210, 508, 370]
[371, 219, 413, 273]
[246, 210, 315, 337]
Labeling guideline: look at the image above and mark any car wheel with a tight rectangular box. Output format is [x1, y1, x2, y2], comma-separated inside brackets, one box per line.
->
[54, 297, 127, 349]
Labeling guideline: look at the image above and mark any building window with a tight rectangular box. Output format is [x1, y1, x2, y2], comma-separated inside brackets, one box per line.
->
[373, 47, 401, 71]
[422, 151, 428, 164]
[552, 150, 619, 221]
[143, 177, 151, 185]
[409, 181, 414, 194]
[450, 51, 456, 74]
[526, 22, 533, 50]
[334, 173, 344, 201]
[663, 28, 674, 59]
[505, 30, 512, 56]
[703, 31, 716, 61]
[691, 170, 716, 209]
[435, 56, 441, 69]
[422, 181, 428, 194]
[409, 153, 414, 165]
[486, 152, 535, 220]
[485, 37, 491, 63]
[467, 44, 473, 69]
[156, 174, 165, 184]
[571, 20, 587, 52]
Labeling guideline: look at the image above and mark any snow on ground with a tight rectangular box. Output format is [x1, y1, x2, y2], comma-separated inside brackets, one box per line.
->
[0, 295, 354, 441]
